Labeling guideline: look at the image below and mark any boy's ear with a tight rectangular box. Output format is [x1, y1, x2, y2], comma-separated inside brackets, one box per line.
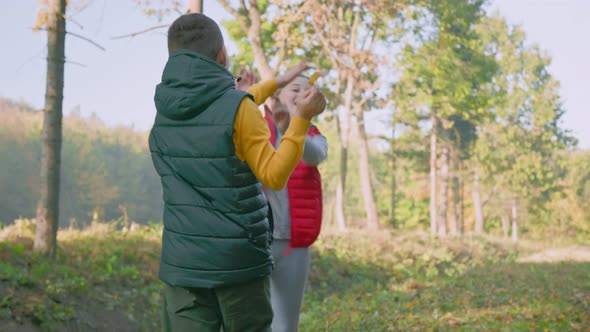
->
[216, 46, 228, 68]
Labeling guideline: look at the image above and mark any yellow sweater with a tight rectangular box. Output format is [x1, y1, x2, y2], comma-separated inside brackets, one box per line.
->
[233, 80, 310, 190]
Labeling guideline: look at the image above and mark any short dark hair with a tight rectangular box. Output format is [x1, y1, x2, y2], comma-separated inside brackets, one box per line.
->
[167, 13, 224, 59]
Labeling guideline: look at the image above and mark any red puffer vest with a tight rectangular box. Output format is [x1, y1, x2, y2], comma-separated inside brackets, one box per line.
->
[264, 110, 323, 248]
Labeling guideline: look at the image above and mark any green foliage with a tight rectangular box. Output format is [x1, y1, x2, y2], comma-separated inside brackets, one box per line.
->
[0, 222, 162, 330]
[301, 231, 589, 330]
[222, 1, 321, 76]
[0, 99, 162, 227]
[472, 15, 577, 227]
[394, 0, 497, 139]
[222, 19, 255, 72]
[1, 222, 589, 330]
[395, 197, 430, 228]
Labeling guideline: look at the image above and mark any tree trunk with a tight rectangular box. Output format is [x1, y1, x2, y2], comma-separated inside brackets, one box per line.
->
[450, 148, 460, 236]
[472, 164, 484, 234]
[247, 4, 274, 80]
[334, 120, 348, 230]
[460, 164, 465, 234]
[438, 141, 449, 237]
[429, 115, 438, 236]
[330, 75, 346, 231]
[511, 197, 518, 242]
[334, 75, 355, 231]
[356, 111, 379, 229]
[216, 1, 274, 79]
[186, 0, 203, 13]
[324, 190, 335, 230]
[501, 214, 509, 238]
[34, 0, 67, 257]
[390, 125, 396, 226]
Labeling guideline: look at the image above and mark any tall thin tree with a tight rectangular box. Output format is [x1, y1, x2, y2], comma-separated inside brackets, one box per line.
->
[187, 0, 202, 13]
[34, 0, 67, 256]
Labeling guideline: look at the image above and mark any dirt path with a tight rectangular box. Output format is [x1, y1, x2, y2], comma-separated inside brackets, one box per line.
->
[518, 246, 590, 263]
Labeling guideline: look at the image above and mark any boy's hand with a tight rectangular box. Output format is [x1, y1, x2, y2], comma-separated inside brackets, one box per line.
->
[294, 87, 326, 120]
[276, 62, 310, 88]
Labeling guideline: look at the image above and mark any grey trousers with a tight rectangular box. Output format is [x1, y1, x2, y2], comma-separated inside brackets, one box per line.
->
[270, 239, 311, 332]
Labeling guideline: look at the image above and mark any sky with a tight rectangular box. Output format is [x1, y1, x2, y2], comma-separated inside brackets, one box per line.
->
[0, 0, 588, 148]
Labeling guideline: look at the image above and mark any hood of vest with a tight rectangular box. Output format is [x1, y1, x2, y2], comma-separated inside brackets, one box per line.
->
[154, 49, 235, 120]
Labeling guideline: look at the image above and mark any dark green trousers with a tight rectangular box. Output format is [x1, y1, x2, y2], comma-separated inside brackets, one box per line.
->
[161, 276, 272, 332]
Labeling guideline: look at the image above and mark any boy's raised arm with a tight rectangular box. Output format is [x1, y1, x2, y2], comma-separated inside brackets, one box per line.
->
[240, 62, 311, 105]
[234, 85, 326, 191]
[234, 98, 310, 190]
[246, 80, 278, 106]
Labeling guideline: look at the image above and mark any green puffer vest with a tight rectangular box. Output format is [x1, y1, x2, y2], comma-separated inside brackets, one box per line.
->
[149, 49, 272, 288]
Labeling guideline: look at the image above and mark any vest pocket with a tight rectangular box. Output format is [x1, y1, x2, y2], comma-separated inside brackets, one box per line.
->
[164, 285, 198, 314]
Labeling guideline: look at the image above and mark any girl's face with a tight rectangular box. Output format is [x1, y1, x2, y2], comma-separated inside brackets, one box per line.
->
[277, 76, 310, 115]
[268, 76, 310, 133]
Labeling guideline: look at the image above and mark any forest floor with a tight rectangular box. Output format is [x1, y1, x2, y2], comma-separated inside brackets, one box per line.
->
[0, 220, 589, 331]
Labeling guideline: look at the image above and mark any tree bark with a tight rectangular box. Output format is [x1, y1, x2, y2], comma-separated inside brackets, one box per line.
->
[472, 164, 484, 234]
[324, 189, 335, 229]
[34, 0, 67, 257]
[511, 197, 518, 242]
[186, 0, 202, 13]
[334, 176, 347, 231]
[450, 148, 460, 236]
[438, 141, 449, 237]
[390, 125, 396, 226]
[247, 1, 274, 80]
[356, 111, 379, 229]
[334, 119, 348, 232]
[501, 214, 509, 238]
[217, 0, 275, 80]
[429, 114, 438, 236]
[334, 75, 354, 231]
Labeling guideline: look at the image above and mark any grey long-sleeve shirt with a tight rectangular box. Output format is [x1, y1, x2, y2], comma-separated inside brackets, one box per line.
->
[266, 128, 328, 239]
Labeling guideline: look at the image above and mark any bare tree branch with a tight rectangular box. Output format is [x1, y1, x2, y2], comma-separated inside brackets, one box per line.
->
[110, 24, 170, 40]
[482, 186, 497, 207]
[217, 0, 250, 30]
[16, 47, 46, 73]
[271, 2, 310, 73]
[309, 18, 342, 69]
[246, 0, 274, 79]
[361, 26, 379, 53]
[369, 134, 390, 142]
[353, 94, 371, 115]
[346, 4, 362, 73]
[65, 59, 88, 68]
[63, 15, 84, 29]
[93, 0, 107, 36]
[273, 38, 286, 74]
[35, 27, 106, 51]
[68, 0, 93, 17]
[67, 31, 106, 51]
[43, 56, 87, 68]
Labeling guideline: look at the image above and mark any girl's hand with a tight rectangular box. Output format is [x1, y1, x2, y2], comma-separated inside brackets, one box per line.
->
[235, 67, 258, 91]
[276, 62, 311, 88]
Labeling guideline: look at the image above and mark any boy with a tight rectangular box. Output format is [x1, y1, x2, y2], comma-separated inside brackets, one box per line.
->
[149, 13, 326, 332]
